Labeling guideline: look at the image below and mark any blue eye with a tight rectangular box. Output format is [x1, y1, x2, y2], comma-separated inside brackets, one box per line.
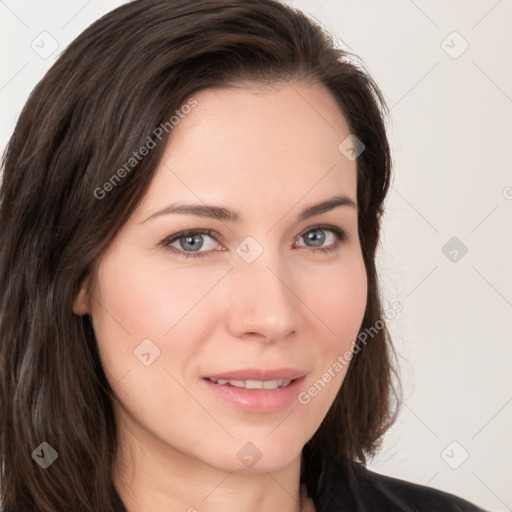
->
[161, 225, 347, 260]
[294, 225, 346, 254]
[162, 229, 219, 259]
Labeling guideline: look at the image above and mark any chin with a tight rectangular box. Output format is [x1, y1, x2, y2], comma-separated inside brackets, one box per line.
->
[202, 439, 303, 474]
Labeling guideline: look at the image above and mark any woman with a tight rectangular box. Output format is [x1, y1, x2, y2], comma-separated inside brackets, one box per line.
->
[0, 1, 487, 511]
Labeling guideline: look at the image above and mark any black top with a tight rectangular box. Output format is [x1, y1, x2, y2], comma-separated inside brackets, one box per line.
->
[314, 456, 489, 512]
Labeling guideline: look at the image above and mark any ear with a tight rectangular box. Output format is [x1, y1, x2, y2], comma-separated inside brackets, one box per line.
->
[73, 276, 92, 316]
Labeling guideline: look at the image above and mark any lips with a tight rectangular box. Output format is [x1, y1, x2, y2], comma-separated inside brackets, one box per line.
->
[202, 371, 307, 412]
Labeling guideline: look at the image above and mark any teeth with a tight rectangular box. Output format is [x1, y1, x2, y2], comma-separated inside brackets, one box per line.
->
[212, 378, 292, 389]
[246, 380, 263, 389]
[262, 380, 278, 389]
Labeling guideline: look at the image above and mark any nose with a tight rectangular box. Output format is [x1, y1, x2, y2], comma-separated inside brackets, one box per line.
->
[225, 253, 300, 343]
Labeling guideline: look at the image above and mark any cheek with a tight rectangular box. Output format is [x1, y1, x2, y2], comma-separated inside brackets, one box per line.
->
[90, 250, 230, 377]
[89, 254, 221, 437]
[304, 252, 368, 351]
[299, 254, 367, 399]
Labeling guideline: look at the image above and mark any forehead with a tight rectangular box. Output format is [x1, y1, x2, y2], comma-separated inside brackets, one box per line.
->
[137, 82, 357, 219]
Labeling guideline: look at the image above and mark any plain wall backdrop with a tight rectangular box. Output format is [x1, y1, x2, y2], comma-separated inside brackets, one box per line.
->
[1, 1, 511, 511]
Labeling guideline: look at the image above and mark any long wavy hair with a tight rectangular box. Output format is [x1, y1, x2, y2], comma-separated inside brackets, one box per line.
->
[0, 0, 400, 510]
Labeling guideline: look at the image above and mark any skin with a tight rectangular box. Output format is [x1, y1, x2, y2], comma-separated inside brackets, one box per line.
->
[73, 81, 367, 512]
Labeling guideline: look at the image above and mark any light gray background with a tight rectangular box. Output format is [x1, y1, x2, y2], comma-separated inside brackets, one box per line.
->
[1, 1, 511, 511]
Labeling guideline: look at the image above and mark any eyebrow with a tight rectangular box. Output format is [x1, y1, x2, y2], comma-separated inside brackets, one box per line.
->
[141, 194, 357, 224]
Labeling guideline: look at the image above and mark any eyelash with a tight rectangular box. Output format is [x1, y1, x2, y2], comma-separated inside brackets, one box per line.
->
[161, 224, 347, 260]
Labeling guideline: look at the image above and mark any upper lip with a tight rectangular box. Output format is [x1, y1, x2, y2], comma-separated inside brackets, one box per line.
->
[204, 368, 306, 381]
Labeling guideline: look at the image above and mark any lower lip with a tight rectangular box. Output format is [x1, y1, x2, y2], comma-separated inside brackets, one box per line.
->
[201, 376, 306, 413]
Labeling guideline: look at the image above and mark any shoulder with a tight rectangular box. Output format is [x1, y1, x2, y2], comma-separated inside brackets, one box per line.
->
[320, 457, 489, 512]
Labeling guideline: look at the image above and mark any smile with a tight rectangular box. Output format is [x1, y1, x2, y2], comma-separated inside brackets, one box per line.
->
[202, 374, 306, 413]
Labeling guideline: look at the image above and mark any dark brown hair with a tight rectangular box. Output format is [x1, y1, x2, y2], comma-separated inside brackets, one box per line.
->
[0, 1, 399, 510]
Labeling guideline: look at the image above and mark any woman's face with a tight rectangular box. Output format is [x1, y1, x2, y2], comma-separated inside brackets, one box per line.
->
[74, 81, 367, 474]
